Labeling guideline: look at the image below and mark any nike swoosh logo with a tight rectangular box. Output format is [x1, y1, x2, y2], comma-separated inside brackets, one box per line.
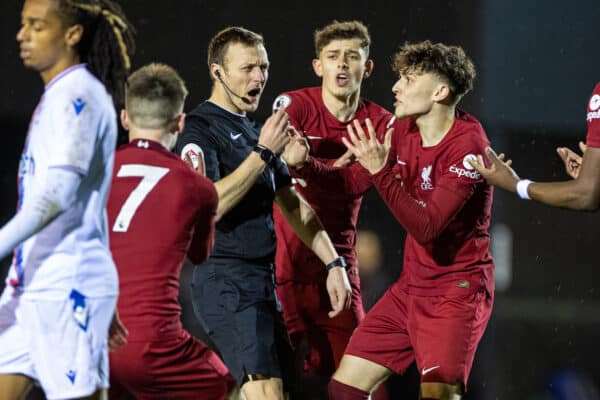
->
[396, 157, 407, 165]
[305, 135, 323, 140]
[421, 365, 440, 375]
[230, 132, 242, 140]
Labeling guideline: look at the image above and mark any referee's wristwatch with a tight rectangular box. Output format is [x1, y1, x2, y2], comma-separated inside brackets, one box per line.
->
[253, 144, 277, 167]
[325, 256, 347, 271]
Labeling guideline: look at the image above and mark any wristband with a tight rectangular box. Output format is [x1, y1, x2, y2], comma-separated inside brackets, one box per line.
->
[516, 179, 533, 200]
[253, 144, 277, 167]
[325, 256, 347, 271]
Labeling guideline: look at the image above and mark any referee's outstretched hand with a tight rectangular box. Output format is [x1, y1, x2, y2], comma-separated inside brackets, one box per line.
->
[258, 106, 290, 155]
[326, 266, 352, 318]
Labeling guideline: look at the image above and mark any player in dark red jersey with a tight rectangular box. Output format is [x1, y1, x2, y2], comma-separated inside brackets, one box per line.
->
[106, 64, 232, 400]
[272, 20, 393, 399]
[468, 82, 600, 211]
[307, 41, 495, 400]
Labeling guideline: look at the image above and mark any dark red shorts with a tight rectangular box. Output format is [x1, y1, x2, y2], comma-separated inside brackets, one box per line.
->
[276, 270, 365, 375]
[109, 329, 233, 400]
[344, 282, 493, 389]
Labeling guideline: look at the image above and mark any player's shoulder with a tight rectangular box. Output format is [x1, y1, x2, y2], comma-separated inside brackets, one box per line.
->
[273, 87, 320, 111]
[443, 111, 489, 157]
[360, 97, 393, 120]
[454, 110, 487, 140]
[587, 82, 600, 111]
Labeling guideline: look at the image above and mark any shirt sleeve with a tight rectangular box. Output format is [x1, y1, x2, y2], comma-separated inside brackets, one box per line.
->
[273, 156, 292, 190]
[47, 89, 104, 174]
[290, 157, 373, 196]
[585, 82, 600, 148]
[187, 175, 218, 264]
[176, 115, 221, 182]
[372, 132, 487, 244]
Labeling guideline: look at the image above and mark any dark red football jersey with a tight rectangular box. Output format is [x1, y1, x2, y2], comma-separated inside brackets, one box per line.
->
[373, 111, 494, 296]
[585, 82, 600, 148]
[107, 139, 217, 339]
[272, 87, 394, 282]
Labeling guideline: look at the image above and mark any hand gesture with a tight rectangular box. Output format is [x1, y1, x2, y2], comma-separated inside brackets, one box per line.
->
[557, 141, 587, 179]
[326, 266, 352, 318]
[342, 119, 394, 174]
[468, 147, 518, 192]
[258, 107, 290, 155]
[108, 310, 128, 352]
[332, 149, 356, 168]
[282, 126, 310, 167]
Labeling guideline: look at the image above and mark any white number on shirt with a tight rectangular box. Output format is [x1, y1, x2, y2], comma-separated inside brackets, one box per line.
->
[112, 164, 169, 232]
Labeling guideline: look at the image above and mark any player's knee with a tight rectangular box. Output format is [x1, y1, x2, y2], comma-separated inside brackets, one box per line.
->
[241, 377, 284, 400]
[420, 381, 463, 400]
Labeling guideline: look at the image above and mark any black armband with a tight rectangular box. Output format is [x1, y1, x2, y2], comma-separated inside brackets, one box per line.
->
[325, 256, 347, 271]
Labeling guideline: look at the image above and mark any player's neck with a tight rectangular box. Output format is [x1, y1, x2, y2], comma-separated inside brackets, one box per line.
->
[209, 87, 246, 116]
[129, 130, 172, 150]
[416, 105, 455, 147]
[40, 54, 81, 86]
[321, 88, 360, 123]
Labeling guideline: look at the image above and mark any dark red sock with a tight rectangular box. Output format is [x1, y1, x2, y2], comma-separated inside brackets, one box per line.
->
[328, 379, 370, 400]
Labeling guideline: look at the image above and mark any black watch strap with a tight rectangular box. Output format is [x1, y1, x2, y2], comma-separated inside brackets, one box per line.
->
[325, 256, 347, 271]
[253, 144, 276, 167]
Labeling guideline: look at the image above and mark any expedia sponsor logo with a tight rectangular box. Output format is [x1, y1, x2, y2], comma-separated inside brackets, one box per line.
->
[587, 110, 600, 122]
[450, 165, 481, 179]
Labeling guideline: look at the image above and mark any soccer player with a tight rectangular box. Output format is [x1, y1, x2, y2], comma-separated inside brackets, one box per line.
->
[468, 82, 600, 211]
[317, 41, 494, 400]
[175, 27, 352, 400]
[0, 0, 133, 399]
[271, 20, 393, 399]
[107, 63, 233, 400]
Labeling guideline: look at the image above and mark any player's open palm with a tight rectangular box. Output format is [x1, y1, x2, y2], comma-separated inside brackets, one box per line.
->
[469, 147, 518, 191]
[326, 266, 352, 318]
[557, 141, 587, 179]
[342, 118, 394, 174]
[258, 106, 290, 155]
[282, 126, 310, 167]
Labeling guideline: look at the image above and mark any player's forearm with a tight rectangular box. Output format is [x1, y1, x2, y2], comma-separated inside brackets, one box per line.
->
[0, 168, 80, 259]
[528, 180, 600, 210]
[372, 168, 461, 244]
[292, 157, 371, 196]
[214, 153, 267, 220]
[275, 188, 338, 264]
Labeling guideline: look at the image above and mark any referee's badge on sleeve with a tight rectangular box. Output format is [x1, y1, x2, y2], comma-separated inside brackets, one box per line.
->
[273, 94, 291, 111]
[181, 143, 206, 176]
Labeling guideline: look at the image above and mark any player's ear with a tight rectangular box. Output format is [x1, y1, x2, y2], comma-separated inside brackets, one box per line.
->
[364, 59, 374, 78]
[175, 113, 185, 134]
[433, 82, 451, 103]
[120, 109, 129, 130]
[64, 24, 83, 49]
[312, 59, 323, 78]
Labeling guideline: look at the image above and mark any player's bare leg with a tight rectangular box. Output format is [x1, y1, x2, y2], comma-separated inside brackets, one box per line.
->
[420, 382, 462, 400]
[0, 374, 34, 400]
[331, 354, 392, 393]
[241, 377, 285, 400]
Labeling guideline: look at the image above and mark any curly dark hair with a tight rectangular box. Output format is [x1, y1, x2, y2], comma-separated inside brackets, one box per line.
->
[56, 0, 136, 107]
[393, 41, 476, 101]
[314, 20, 371, 58]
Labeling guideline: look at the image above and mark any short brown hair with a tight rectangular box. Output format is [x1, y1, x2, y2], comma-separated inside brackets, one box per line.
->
[393, 41, 476, 101]
[125, 63, 188, 130]
[207, 26, 264, 70]
[314, 20, 371, 58]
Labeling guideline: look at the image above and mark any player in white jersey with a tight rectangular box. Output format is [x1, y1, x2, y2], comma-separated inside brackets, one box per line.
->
[0, 1, 134, 399]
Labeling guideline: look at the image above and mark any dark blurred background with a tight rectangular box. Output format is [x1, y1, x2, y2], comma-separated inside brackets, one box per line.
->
[1, 1, 600, 398]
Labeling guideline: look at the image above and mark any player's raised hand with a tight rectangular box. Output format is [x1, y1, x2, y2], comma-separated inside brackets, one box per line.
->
[557, 141, 587, 179]
[342, 118, 394, 174]
[258, 106, 290, 155]
[326, 266, 352, 318]
[282, 126, 310, 168]
[468, 147, 519, 192]
[108, 310, 128, 352]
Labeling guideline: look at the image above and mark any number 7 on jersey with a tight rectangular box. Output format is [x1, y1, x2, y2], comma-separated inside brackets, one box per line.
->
[112, 164, 170, 233]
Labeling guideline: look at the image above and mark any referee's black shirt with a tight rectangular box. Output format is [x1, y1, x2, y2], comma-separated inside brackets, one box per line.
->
[175, 101, 291, 262]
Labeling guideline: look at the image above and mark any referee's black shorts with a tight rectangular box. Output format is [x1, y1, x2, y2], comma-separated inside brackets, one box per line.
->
[191, 258, 293, 387]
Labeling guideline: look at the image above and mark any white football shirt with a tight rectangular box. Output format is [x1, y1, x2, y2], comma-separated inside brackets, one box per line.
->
[6, 64, 118, 299]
